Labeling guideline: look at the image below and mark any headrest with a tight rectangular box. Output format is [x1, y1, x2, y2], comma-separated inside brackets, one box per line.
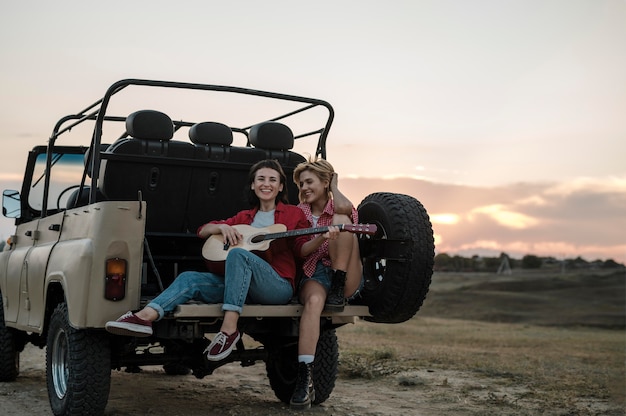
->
[189, 122, 233, 146]
[84, 143, 110, 178]
[249, 121, 294, 150]
[126, 110, 174, 141]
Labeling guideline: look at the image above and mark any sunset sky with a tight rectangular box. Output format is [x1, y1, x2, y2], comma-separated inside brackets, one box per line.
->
[1, 1, 624, 263]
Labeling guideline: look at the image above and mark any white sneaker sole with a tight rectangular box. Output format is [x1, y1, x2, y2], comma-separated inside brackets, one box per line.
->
[105, 321, 153, 337]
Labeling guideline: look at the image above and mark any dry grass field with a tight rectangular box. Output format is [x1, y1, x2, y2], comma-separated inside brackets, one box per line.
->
[338, 269, 625, 415]
[1, 269, 623, 415]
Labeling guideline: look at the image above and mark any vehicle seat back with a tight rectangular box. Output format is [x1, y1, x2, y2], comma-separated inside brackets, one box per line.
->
[99, 110, 194, 232]
[249, 121, 305, 201]
[189, 121, 233, 161]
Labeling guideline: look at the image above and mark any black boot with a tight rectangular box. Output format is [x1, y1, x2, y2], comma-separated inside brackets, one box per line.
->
[325, 269, 346, 312]
[290, 362, 315, 409]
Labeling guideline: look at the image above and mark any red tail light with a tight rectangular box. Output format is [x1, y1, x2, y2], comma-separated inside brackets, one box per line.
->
[105, 258, 127, 301]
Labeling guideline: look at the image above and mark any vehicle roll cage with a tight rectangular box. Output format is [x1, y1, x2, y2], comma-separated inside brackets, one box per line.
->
[41, 79, 335, 218]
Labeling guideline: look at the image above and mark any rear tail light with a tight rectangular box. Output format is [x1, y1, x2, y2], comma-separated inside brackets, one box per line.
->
[105, 258, 127, 301]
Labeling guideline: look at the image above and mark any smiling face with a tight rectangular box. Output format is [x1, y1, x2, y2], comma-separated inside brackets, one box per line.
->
[251, 167, 284, 206]
[297, 169, 329, 207]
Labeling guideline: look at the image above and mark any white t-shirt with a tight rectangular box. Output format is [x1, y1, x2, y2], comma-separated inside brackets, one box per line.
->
[251, 210, 275, 228]
[311, 214, 320, 227]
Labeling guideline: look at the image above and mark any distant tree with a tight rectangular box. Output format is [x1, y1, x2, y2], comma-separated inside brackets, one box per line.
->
[521, 254, 542, 269]
[602, 259, 621, 269]
[452, 255, 474, 272]
[482, 256, 501, 272]
[433, 253, 622, 272]
[471, 255, 482, 271]
[434, 253, 453, 271]
[571, 256, 589, 268]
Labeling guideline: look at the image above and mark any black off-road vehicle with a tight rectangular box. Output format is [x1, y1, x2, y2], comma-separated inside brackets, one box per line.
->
[0, 79, 434, 415]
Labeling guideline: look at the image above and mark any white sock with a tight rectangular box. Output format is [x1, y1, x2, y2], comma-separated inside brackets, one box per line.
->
[298, 355, 314, 364]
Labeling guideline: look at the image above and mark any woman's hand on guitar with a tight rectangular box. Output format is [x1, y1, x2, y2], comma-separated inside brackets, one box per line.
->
[219, 224, 243, 247]
[324, 225, 340, 240]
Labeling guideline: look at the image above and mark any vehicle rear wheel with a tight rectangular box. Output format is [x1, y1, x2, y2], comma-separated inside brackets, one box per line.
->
[266, 329, 338, 405]
[46, 303, 111, 416]
[0, 294, 21, 382]
[357, 192, 434, 323]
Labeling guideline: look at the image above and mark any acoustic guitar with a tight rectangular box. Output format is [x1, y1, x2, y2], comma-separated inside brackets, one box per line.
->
[202, 223, 377, 261]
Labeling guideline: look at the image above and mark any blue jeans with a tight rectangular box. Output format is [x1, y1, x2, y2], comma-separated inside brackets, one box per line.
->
[147, 248, 293, 320]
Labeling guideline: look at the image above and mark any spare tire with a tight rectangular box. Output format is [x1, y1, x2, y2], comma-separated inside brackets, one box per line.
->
[357, 192, 434, 323]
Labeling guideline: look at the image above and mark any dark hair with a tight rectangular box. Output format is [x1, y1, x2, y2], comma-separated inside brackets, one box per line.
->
[246, 159, 289, 206]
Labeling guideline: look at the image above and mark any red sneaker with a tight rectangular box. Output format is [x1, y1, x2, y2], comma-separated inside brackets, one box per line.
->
[105, 311, 153, 337]
[205, 330, 241, 361]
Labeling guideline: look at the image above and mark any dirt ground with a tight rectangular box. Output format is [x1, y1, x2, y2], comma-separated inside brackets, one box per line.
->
[1, 345, 526, 416]
[1, 269, 624, 416]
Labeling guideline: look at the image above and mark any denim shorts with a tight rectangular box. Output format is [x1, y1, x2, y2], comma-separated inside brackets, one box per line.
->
[300, 261, 364, 301]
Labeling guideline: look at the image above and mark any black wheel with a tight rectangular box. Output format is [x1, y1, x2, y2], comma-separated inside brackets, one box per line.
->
[266, 329, 338, 405]
[46, 303, 111, 416]
[0, 294, 21, 382]
[357, 192, 434, 323]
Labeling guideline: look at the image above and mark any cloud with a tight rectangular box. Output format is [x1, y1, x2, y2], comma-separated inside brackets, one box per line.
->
[430, 213, 460, 225]
[0, 173, 623, 263]
[340, 175, 626, 263]
[469, 204, 539, 229]
[545, 176, 626, 195]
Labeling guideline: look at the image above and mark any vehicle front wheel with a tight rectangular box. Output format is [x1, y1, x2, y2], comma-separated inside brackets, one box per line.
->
[0, 294, 22, 382]
[46, 302, 111, 416]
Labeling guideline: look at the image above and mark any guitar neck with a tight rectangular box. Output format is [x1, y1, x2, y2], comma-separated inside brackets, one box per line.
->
[261, 225, 342, 241]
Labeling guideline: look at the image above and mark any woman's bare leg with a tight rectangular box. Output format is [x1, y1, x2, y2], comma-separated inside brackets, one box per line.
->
[329, 213, 363, 297]
[298, 280, 326, 356]
[343, 235, 363, 297]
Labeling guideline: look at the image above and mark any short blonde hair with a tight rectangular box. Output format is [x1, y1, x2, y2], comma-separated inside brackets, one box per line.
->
[293, 157, 335, 203]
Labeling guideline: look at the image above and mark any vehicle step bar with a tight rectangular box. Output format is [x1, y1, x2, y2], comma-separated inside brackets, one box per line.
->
[174, 303, 371, 324]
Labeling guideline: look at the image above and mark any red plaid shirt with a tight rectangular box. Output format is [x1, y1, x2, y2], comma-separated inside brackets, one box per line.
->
[298, 199, 358, 277]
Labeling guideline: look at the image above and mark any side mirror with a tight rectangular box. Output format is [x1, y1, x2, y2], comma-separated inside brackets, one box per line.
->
[2, 190, 21, 219]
